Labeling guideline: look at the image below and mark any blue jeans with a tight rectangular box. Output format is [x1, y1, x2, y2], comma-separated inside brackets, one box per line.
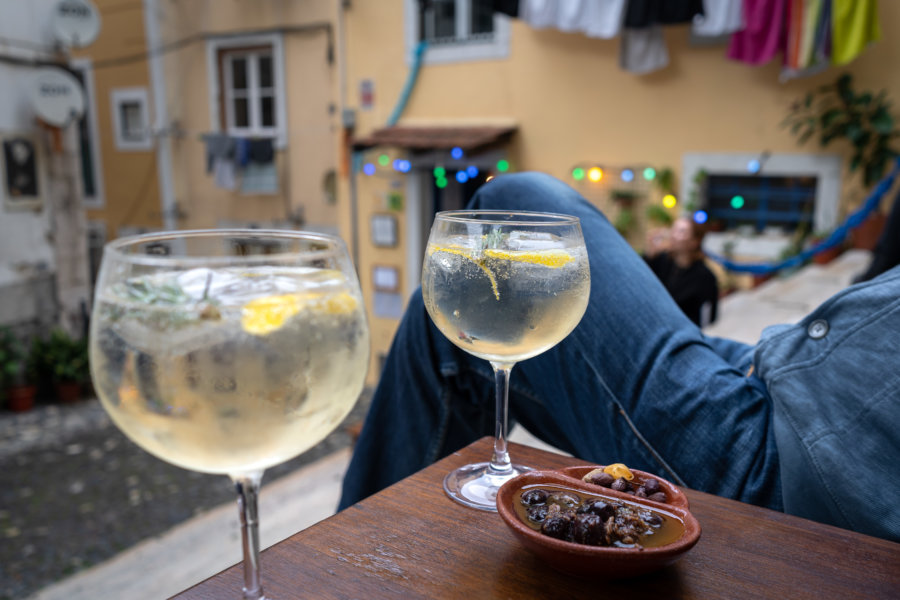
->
[339, 172, 782, 511]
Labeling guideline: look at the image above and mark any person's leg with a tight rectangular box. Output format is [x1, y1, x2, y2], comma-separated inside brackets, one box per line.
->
[340, 173, 781, 510]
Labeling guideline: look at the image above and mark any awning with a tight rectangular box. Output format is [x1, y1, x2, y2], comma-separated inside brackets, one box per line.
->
[352, 125, 516, 153]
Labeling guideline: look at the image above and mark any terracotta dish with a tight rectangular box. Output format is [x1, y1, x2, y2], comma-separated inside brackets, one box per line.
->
[556, 464, 690, 509]
[496, 470, 701, 579]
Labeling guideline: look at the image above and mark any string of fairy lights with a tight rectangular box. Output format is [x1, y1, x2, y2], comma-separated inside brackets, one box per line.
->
[359, 149, 766, 227]
[360, 146, 511, 189]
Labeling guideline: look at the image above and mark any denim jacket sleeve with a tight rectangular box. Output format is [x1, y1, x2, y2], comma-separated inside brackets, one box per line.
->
[754, 267, 900, 542]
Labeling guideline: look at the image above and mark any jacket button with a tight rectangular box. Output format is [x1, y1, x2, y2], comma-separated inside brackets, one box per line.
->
[808, 319, 829, 339]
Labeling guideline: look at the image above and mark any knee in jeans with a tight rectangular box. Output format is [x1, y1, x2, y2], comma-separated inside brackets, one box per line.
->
[472, 172, 579, 212]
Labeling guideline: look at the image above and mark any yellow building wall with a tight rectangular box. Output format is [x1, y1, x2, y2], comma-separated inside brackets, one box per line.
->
[75, 0, 160, 239]
[160, 0, 340, 232]
[341, 1, 900, 381]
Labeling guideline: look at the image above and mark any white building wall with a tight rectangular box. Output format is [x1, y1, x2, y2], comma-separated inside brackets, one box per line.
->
[0, 0, 87, 332]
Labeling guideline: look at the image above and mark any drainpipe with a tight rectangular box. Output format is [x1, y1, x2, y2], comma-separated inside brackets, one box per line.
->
[143, 0, 177, 231]
[337, 1, 359, 267]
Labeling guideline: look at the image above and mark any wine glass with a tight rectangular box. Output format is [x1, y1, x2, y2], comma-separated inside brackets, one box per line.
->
[422, 210, 590, 511]
[88, 230, 369, 599]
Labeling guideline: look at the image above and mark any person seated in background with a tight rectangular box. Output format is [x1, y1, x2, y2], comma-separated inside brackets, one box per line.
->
[854, 190, 900, 283]
[644, 216, 718, 327]
[339, 172, 900, 543]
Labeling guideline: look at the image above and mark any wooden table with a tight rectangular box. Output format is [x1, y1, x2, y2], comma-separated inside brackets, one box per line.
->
[174, 437, 900, 599]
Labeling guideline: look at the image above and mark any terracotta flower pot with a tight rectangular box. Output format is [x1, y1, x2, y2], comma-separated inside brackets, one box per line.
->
[851, 211, 886, 251]
[6, 384, 37, 412]
[55, 381, 82, 404]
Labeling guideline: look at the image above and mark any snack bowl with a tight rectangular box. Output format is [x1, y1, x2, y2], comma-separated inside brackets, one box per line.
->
[556, 464, 690, 509]
[496, 470, 701, 579]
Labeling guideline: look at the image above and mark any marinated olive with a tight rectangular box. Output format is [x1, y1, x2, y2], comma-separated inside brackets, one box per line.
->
[521, 489, 549, 506]
[611, 477, 631, 492]
[526, 504, 549, 523]
[643, 478, 661, 494]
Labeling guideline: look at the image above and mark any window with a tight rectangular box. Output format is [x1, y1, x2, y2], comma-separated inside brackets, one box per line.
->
[206, 34, 287, 147]
[705, 174, 818, 232]
[111, 88, 152, 151]
[419, 0, 495, 44]
[406, 0, 511, 64]
[223, 49, 276, 135]
[71, 60, 104, 207]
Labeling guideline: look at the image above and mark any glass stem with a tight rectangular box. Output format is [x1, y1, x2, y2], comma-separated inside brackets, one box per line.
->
[232, 471, 266, 600]
[489, 361, 515, 474]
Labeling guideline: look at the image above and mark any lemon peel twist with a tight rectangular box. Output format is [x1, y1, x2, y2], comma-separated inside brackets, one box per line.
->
[428, 245, 573, 301]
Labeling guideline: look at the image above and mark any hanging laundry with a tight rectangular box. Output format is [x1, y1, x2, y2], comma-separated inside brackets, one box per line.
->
[620, 26, 669, 74]
[201, 133, 235, 174]
[582, 0, 627, 39]
[781, 0, 831, 80]
[727, 0, 788, 66]
[241, 162, 279, 195]
[213, 156, 237, 191]
[520, 0, 558, 29]
[247, 139, 275, 164]
[491, 0, 520, 18]
[557, 0, 588, 33]
[235, 138, 251, 167]
[624, 0, 704, 29]
[831, 0, 880, 66]
[692, 0, 744, 37]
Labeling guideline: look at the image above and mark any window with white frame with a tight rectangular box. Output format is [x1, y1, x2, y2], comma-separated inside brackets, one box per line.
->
[207, 34, 287, 146]
[222, 48, 276, 136]
[111, 88, 152, 151]
[406, 0, 510, 64]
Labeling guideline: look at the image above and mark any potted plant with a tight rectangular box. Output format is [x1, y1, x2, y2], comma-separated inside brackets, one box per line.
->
[784, 74, 898, 249]
[0, 328, 38, 412]
[43, 329, 90, 404]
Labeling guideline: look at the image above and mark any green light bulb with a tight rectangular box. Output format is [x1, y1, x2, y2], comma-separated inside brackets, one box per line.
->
[434, 166, 446, 177]
[572, 167, 585, 181]
[378, 154, 390, 166]
[731, 195, 745, 209]
[497, 160, 510, 172]
[643, 167, 656, 181]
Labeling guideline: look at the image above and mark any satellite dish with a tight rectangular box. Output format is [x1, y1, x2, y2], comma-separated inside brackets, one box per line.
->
[31, 67, 86, 127]
[52, 0, 101, 48]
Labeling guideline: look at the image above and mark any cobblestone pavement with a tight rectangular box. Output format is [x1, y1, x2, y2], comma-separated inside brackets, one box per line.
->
[0, 392, 370, 600]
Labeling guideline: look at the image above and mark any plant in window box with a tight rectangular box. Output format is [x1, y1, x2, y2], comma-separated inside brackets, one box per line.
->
[609, 189, 643, 207]
[43, 329, 90, 404]
[0, 328, 38, 412]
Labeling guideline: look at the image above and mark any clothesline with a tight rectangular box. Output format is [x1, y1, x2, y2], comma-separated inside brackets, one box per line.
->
[506, 0, 880, 78]
[705, 157, 900, 275]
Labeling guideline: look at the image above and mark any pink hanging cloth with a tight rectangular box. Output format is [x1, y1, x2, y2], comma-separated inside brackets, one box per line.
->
[727, 0, 789, 65]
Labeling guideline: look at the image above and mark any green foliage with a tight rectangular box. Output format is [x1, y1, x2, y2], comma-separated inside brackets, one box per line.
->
[614, 208, 636, 236]
[0, 328, 23, 388]
[645, 204, 674, 226]
[783, 74, 899, 187]
[36, 329, 90, 383]
[655, 168, 676, 194]
[610, 189, 643, 203]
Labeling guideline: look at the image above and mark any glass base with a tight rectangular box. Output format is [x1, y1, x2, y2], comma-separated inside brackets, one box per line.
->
[443, 461, 532, 511]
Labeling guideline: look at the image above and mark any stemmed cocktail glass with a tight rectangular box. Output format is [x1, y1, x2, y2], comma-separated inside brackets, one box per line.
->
[422, 210, 590, 511]
[89, 230, 369, 599]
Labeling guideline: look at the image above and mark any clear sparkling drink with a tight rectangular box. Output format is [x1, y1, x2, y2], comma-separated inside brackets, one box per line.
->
[423, 234, 590, 363]
[90, 266, 369, 475]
